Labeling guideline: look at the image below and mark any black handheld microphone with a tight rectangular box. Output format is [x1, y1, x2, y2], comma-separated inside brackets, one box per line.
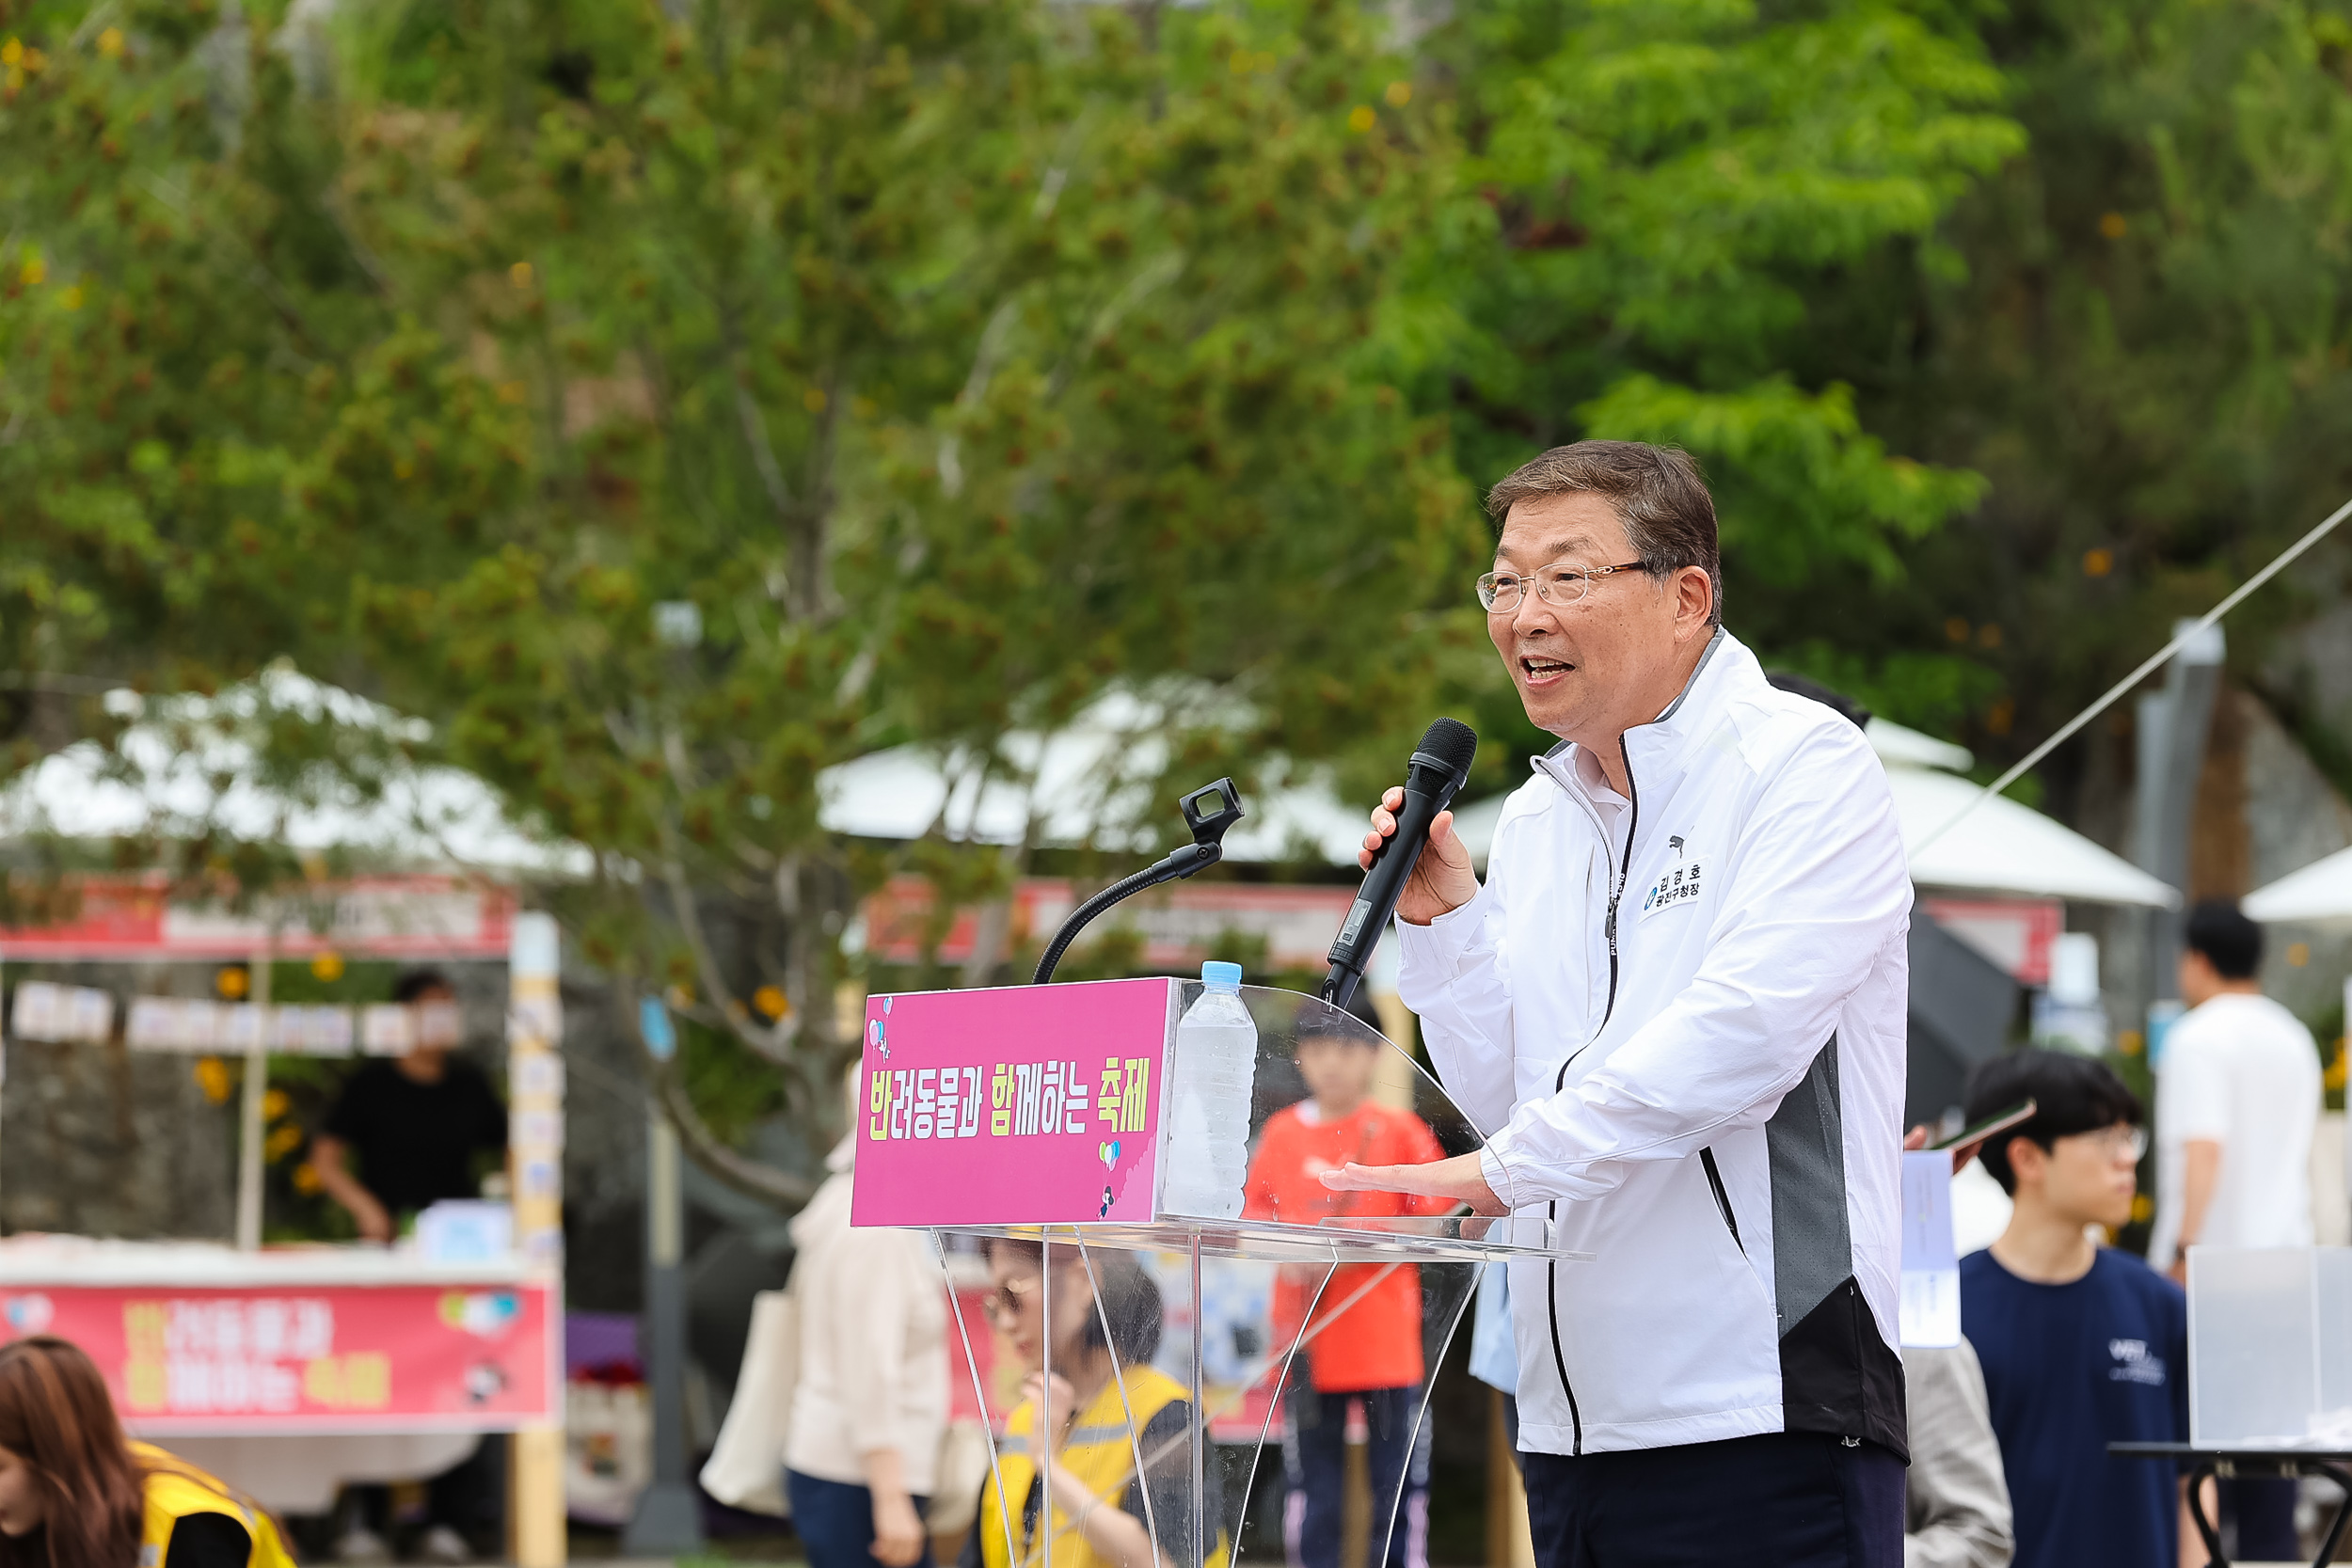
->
[1322, 717, 1478, 1011]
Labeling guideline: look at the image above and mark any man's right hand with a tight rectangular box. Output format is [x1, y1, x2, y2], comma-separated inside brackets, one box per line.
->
[1360, 786, 1479, 925]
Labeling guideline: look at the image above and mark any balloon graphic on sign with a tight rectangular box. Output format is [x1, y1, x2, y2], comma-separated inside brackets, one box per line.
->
[439, 1291, 521, 1338]
[2, 1294, 53, 1336]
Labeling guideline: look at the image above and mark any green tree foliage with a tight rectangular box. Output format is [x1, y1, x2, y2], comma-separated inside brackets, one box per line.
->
[0, 0, 1479, 1190]
[27, 0, 2352, 1198]
[1799, 0, 2352, 801]
[0, 0, 2043, 1189]
[0, 0, 373, 770]
[1413, 0, 2025, 756]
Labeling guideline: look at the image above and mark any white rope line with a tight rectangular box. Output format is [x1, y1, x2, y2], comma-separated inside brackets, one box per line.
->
[1912, 492, 2352, 858]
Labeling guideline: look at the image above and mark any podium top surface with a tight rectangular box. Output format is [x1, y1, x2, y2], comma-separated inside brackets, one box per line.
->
[934, 1212, 1579, 1265]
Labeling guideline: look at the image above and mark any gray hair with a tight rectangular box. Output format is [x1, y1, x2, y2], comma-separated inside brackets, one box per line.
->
[1485, 441, 1724, 628]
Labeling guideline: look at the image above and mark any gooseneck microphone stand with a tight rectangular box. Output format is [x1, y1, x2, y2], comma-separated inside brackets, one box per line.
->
[1031, 779, 1246, 983]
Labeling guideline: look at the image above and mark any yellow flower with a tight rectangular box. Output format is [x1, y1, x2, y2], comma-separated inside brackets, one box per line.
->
[509, 261, 533, 289]
[753, 984, 789, 1021]
[2099, 212, 2128, 240]
[265, 1123, 305, 1163]
[262, 1088, 291, 1121]
[18, 257, 44, 288]
[97, 26, 123, 57]
[194, 1056, 233, 1105]
[0, 39, 20, 65]
[1347, 105, 1375, 134]
[2130, 1194, 2153, 1224]
[803, 386, 829, 414]
[58, 285, 83, 312]
[1384, 80, 1411, 107]
[215, 965, 250, 999]
[310, 950, 344, 982]
[292, 1161, 323, 1195]
[2083, 546, 2114, 578]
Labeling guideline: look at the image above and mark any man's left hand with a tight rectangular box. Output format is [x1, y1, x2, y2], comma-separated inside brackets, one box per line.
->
[1903, 1122, 1987, 1176]
[1319, 1151, 1507, 1214]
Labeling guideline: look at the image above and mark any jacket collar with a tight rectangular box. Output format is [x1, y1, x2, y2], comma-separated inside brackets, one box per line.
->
[1534, 628, 1755, 807]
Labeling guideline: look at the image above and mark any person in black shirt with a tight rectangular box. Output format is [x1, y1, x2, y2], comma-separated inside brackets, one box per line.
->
[313, 970, 507, 1242]
[310, 970, 507, 1563]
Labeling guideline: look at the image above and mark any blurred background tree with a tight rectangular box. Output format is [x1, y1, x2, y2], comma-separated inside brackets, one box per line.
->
[1404, 0, 2026, 762]
[1784, 0, 2352, 819]
[0, 0, 378, 775]
[8, 0, 2352, 1196]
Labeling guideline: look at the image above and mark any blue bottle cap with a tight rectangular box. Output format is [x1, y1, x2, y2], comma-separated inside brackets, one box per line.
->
[1200, 961, 1244, 990]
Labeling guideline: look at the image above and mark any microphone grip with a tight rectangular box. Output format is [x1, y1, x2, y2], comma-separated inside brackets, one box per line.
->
[1323, 762, 1454, 1009]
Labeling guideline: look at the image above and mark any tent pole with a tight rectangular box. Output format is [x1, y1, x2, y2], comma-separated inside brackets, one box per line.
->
[233, 941, 272, 1252]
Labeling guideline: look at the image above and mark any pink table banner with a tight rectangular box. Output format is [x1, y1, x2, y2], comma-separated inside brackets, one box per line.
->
[0, 1282, 557, 1433]
[852, 977, 1178, 1227]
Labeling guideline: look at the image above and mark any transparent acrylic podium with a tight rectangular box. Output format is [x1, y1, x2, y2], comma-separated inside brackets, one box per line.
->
[851, 979, 1571, 1568]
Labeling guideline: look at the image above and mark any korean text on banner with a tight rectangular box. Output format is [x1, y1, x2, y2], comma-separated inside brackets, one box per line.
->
[0, 1283, 557, 1433]
[850, 977, 1177, 1228]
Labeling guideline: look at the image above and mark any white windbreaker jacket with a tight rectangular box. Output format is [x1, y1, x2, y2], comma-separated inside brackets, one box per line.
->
[1398, 631, 1912, 1459]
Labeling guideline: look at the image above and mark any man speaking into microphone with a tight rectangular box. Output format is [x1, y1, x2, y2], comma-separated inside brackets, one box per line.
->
[1325, 442, 1912, 1567]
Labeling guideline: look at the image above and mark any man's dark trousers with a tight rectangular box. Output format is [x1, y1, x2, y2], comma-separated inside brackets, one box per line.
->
[1524, 1432, 1903, 1568]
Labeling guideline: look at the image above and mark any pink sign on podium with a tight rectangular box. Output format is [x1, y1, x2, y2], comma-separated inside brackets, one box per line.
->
[850, 977, 1179, 1228]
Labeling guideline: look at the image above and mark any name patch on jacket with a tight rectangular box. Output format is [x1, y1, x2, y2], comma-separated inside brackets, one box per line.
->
[1639, 852, 1705, 919]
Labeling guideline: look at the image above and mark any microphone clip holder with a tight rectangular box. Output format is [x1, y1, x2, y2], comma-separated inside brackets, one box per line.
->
[1031, 779, 1244, 985]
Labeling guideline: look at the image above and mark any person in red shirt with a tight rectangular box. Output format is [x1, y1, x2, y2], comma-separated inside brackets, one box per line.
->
[1244, 1002, 1449, 1568]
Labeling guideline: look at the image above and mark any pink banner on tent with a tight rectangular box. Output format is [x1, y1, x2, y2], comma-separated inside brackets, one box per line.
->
[0, 874, 516, 959]
[0, 1282, 556, 1433]
[850, 978, 1176, 1228]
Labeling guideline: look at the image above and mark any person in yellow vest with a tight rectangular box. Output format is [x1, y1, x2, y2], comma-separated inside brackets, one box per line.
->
[0, 1336, 295, 1568]
[957, 1240, 1227, 1568]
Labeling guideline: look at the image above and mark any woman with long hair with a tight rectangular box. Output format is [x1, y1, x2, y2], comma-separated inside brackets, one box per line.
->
[956, 1241, 1224, 1568]
[0, 1337, 295, 1568]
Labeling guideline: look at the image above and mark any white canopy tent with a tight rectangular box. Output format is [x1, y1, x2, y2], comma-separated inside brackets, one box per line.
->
[818, 690, 1370, 864]
[1449, 720, 2177, 909]
[0, 669, 584, 876]
[5, 673, 2177, 911]
[2244, 846, 2352, 925]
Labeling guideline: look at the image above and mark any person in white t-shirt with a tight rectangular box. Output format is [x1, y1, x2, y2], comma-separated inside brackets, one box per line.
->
[2150, 899, 2323, 1275]
[2147, 898, 2322, 1562]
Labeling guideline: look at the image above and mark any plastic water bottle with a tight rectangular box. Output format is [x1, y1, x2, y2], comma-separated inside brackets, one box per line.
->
[1160, 961, 1258, 1220]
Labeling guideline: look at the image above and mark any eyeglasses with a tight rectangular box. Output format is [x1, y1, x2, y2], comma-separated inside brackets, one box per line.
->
[2070, 1126, 2149, 1162]
[1476, 561, 1649, 613]
[982, 1275, 1041, 1323]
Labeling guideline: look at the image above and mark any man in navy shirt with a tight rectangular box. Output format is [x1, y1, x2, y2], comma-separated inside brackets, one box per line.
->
[1959, 1051, 2192, 1568]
